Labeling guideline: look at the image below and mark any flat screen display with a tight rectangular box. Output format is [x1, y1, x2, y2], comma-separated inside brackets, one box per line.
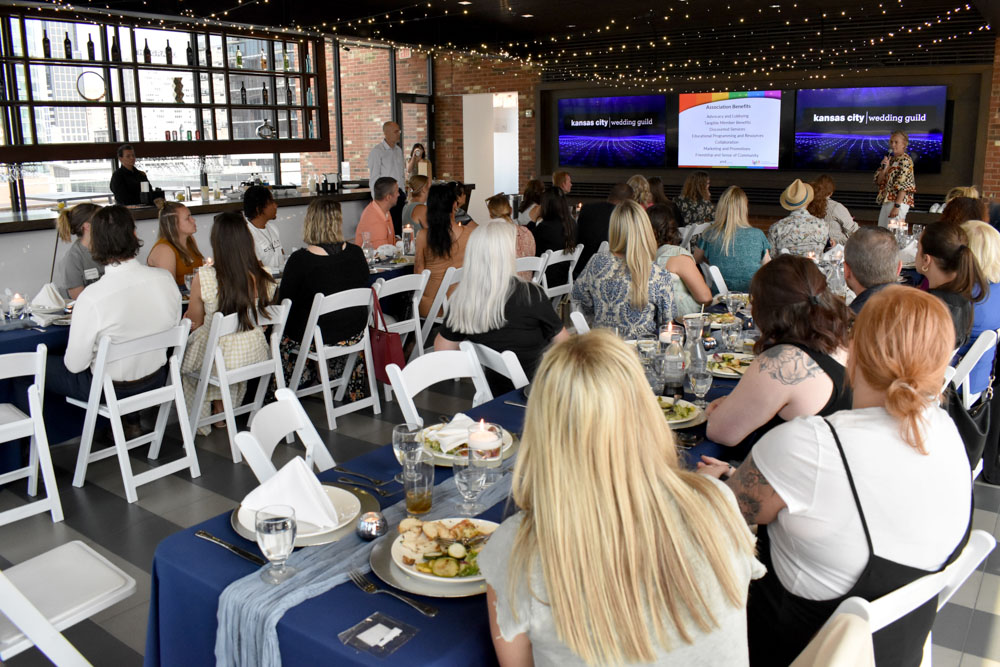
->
[677, 91, 782, 169]
[794, 86, 947, 172]
[557, 95, 667, 168]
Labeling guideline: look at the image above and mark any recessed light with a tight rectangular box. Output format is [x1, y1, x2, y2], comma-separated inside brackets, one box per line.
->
[458, 1, 471, 4]
[521, 13, 534, 17]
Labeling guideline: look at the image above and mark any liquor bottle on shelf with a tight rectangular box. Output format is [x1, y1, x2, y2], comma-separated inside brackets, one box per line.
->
[187, 130, 192, 141]
[165, 130, 171, 141]
[306, 86, 313, 106]
[282, 45, 289, 71]
[260, 50, 267, 71]
[143, 39, 151, 64]
[110, 33, 120, 61]
[286, 81, 292, 105]
[186, 42, 194, 66]
[171, 130, 178, 141]
[308, 119, 315, 138]
[261, 84, 268, 105]
[240, 81, 247, 105]
[165, 40, 172, 64]
[235, 46, 242, 68]
[64, 33, 72, 59]
[304, 52, 311, 73]
[41, 30, 51, 59]
[204, 42, 211, 66]
[87, 35, 95, 60]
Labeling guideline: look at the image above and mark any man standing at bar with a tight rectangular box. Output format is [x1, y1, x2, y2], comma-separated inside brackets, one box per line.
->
[109, 144, 151, 206]
[368, 121, 406, 236]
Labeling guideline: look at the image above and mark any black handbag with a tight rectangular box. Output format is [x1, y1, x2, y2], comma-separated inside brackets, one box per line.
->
[946, 344, 997, 469]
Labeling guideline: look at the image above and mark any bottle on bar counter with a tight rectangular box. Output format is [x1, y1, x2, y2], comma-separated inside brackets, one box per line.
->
[236, 46, 242, 68]
[143, 39, 151, 64]
[282, 45, 289, 71]
[261, 50, 267, 71]
[261, 84, 268, 105]
[306, 86, 313, 106]
[286, 81, 292, 105]
[87, 35, 95, 60]
[165, 40, 172, 64]
[64, 33, 72, 59]
[186, 42, 194, 66]
[304, 52, 311, 73]
[41, 30, 51, 59]
[111, 34, 121, 61]
[240, 82, 247, 105]
[308, 119, 315, 138]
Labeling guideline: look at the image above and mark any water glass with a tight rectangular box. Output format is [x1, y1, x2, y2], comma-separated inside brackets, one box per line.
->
[687, 369, 713, 408]
[404, 451, 435, 515]
[720, 322, 742, 352]
[255, 505, 298, 584]
[636, 334, 658, 362]
[453, 449, 487, 516]
[644, 353, 666, 393]
[392, 423, 424, 483]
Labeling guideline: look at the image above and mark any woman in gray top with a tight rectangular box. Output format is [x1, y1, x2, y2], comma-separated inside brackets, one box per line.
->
[402, 174, 429, 231]
[54, 202, 104, 299]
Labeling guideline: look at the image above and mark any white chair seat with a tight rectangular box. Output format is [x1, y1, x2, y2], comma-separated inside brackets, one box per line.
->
[0, 403, 29, 429]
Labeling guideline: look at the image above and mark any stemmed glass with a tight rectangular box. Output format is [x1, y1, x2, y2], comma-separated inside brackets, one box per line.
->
[453, 449, 487, 516]
[255, 505, 297, 584]
[687, 368, 713, 409]
[468, 422, 503, 485]
[392, 423, 424, 484]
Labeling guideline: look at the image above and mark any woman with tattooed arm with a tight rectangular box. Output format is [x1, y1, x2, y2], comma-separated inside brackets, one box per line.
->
[705, 255, 853, 449]
[698, 286, 971, 666]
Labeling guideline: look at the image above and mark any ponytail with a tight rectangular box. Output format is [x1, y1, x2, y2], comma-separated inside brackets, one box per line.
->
[921, 222, 989, 303]
[56, 202, 101, 242]
[56, 209, 72, 242]
[884, 378, 935, 454]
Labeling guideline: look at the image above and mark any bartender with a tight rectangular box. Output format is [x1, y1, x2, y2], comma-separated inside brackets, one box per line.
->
[109, 143, 151, 205]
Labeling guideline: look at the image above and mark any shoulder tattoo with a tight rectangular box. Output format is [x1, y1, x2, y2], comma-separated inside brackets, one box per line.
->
[757, 345, 821, 385]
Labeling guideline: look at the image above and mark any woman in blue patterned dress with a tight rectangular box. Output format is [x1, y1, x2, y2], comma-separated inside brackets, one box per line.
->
[572, 200, 676, 338]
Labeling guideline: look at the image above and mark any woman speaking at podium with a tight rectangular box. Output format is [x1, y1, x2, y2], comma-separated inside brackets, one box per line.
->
[874, 130, 916, 228]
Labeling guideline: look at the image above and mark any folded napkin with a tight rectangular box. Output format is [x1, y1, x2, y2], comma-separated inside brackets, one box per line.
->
[898, 239, 918, 265]
[31, 312, 66, 327]
[241, 457, 342, 532]
[32, 283, 66, 310]
[432, 413, 477, 453]
[376, 244, 397, 259]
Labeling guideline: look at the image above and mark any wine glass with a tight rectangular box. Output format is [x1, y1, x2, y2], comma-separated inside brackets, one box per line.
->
[392, 423, 423, 484]
[720, 322, 742, 352]
[687, 368, 713, 409]
[453, 449, 487, 516]
[255, 505, 297, 584]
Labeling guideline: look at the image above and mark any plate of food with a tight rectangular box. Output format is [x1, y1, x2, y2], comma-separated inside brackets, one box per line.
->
[657, 396, 701, 426]
[391, 517, 498, 584]
[707, 352, 754, 378]
[421, 422, 515, 465]
[705, 312, 739, 329]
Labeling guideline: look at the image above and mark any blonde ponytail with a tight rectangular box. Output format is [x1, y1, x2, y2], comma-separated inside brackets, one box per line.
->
[56, 202, 101, 242]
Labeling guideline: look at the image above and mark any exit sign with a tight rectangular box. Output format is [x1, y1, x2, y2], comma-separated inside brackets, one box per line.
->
[398, 47, 411, 59]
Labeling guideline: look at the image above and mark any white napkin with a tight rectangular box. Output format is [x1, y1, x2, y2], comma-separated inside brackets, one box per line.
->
[432, 413, 477, 453]
[395, 240, 405, 254]
[241, 457, 341, 532]
[31, 312, 65, 327]
[32, 283, 66, 309]
[822, 245, 843, 262]
[376, 244, 397, 259]
[898, 239, 918, 265]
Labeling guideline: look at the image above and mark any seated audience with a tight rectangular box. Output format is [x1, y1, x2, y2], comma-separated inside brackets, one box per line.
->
[553, 170, 572, 195]
[939, 196, 988, 226]
[648, 203, 712, 316]
[575, 182, 633, 278]
[531, 186, 577, 287]
[452, 181, 473, 222]
[54, 202, 103, 299]
[675, 170, 715, 226]
[572, 200, 675, 338]
[627, 174, 652, 208]
[694, 186, 771, 292]
[768, 179, 830, 257]
[434, 221, 568, 393]
[480, 330, 763, 666]
[243, 184, 283, 272]
[278, 198, 371, 398]
[415, 184, 478, 317]
[843, 226, 902, 314]
[808, 174, 858, 245]
[356, 176, 399, 248]
[700, 286, 972, 666]
[945, 185, 980, 203]
[917, 221, 986, 349]
[958, 220, 1000, 395]
[485, 194, 535, 280]
[182, 211, 275, 431]
[402, 174, 429, 231]
[147, 201, 205, 287]
[516, 179, 544, 225]
[647, 176, 671, 206]
[706, 255, 852, 448]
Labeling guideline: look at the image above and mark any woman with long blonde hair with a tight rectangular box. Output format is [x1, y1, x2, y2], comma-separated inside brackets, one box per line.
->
[957, 219, 1000, 396]
[147, 200, 204, 286]
[627, 174, 652, 207]
[487, 193, 535, 279]
[572, 200, 675, 337]
[53, 202, 103, 299]
[480, 330, 762, 666]
[693, 186, 771, 292]
[700, 286, 971, 666]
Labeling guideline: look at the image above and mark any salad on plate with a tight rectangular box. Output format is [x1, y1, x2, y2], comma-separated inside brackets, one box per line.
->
[394, 517, 496, 580]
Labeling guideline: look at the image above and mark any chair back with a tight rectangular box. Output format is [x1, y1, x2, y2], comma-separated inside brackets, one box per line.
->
[681, 222, 711, 250]
[514, 253, 550, 284]
[541, 243, 584, 302]
[708, 265, 729, 296]
[386, 348, 493, 427]
[598, 240, 609, 255]
[237, 389, 336, 482]
[570, 311, 590, 334]
[951, 329, 999, 409]
[420, 266, 462, 346]
[290, 288, 374, 389]
[374, 270, 431, 360]
[0, 569, 91, 665]
[0, 345, 46, 390]
[460, 341, 529, 390]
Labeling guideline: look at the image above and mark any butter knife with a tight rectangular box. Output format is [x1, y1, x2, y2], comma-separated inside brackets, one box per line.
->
[195, 530, 267, 566]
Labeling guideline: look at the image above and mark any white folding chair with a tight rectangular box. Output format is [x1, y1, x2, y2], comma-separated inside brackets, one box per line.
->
[541, 243, 584, 307]
[597, 240, 610, 255]
[708, 265, 729, 296]
[420, 265, 464, 347]
[234, 388, 336, 483]
[67, 322, 201, 503]
[514, 252, 551, 284]
[950, 329, 999, 409]
[287, 288, 381, 430]
[681, 222, 711, 251]
[820, 529, 996, 666]
[385, 347, 493, 428]
[570, 310, 590, 334]
[460, 341, 529, 390]
[0, 540, 136, 665]
[373, 271, 432, 402]
[185, 299, 291, 462]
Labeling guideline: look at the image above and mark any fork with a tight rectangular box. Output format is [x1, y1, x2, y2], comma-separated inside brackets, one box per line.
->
[347, 570, 438, 617]
[336, 478, 399, 497]
[332, 466, 393, 486]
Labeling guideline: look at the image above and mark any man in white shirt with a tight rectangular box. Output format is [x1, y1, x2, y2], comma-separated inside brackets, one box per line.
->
[367, 121, 406, 237]
[243, 184, 283, 272]
[47, 205, 181, 436]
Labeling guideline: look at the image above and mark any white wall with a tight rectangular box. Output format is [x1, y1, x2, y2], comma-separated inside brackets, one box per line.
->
[462, 92, 519, 223]
[0, 198, 367, 299]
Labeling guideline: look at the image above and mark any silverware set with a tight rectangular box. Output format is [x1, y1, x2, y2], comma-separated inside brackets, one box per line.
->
[336, 478, 400, 497]
[333, 466, 394, 486]
[347, 569, 438, 617]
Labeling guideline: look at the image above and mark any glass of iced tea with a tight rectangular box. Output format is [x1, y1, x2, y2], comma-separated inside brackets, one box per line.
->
[404, 450, 435, 515]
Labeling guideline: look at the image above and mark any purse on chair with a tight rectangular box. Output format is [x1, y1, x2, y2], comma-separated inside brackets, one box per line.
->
[368, 286, 405, 384]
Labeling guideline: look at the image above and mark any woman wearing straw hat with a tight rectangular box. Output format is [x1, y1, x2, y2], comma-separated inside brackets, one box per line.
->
[767, 179, 830, 258]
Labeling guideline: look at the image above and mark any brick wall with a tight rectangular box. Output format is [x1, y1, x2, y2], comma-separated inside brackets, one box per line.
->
[299, 41, 339, 182]
[984, 38, 1000, 200]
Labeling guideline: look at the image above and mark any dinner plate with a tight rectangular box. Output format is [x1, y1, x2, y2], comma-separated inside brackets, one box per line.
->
[390, 517, 498, 584]
[30, 306, 64, 315]
[420, 423, 516, 467]
[670, 410, 707, 430]
[657, 396, 702, 427]
[370, 533, 487, 598]
[705, 313, 740, 330]
[230, 483, 376, 547]
[708, 352, 755, 379]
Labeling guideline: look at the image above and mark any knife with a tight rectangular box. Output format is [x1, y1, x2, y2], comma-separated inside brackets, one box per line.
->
[195, 530, 267, 566]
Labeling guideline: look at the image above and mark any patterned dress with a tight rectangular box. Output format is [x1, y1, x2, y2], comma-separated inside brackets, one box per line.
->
[181, 267, 275, 435]
[571, 252, 676, 339]
[675, 196, 715, 226]
[514, 223, 536, 280]
[767, 209, 829, 257]
[874, 153, 916, 207]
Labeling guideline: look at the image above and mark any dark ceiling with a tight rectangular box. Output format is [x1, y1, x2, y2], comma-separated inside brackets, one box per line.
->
[79, 0, 998, 86]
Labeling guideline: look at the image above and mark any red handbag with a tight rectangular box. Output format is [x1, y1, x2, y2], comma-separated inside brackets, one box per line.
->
[368, 287, 405, 384]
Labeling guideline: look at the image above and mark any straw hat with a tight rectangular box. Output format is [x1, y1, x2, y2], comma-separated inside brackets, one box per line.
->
[780, 179, 814, 211]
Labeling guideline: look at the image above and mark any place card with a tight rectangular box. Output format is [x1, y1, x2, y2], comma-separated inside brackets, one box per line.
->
[339, 611, 418, 657]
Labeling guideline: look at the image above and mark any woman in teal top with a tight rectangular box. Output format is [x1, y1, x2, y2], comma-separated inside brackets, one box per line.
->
[694, 186, 771, 293]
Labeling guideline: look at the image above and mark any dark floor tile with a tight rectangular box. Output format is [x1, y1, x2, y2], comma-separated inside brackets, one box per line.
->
[976, 483, 1000, 513]
[962, 609, 1000, 659]
[5, 619, 142, 667]
[931, 602, 973, 652]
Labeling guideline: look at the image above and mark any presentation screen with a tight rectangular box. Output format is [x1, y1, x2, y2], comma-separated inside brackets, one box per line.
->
[557, 95, 667, 168]
[677, 91, 782, 169]
[794, 86, 947, 172]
